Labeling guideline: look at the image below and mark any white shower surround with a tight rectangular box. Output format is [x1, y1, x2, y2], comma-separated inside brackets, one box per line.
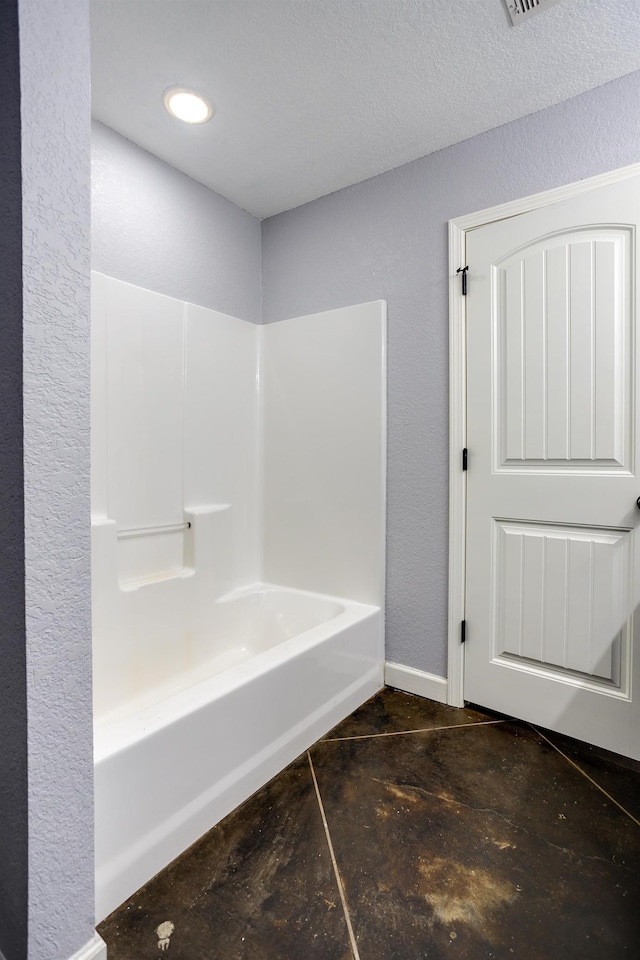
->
[91, 274, 386, 920]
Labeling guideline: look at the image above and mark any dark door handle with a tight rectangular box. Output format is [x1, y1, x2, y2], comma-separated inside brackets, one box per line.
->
[636, 497, 640, 510]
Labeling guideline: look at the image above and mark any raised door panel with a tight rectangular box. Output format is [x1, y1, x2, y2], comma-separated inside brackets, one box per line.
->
[494, 520, 630, 692]
[496, 228, 632, 472]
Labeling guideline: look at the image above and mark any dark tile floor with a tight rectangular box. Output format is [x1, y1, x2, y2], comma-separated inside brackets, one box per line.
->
[99, 688, 640, 959]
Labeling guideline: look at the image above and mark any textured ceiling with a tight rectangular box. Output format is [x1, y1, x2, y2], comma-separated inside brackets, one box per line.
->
[91, 0, 640, 219]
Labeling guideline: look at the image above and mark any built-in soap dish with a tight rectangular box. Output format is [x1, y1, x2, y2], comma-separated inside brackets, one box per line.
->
[116, 519, 194, 591]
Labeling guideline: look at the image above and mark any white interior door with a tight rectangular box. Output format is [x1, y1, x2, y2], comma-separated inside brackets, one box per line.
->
[464, 176, 640, 759]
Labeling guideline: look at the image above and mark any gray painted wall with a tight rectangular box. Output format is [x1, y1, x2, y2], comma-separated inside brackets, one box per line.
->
[262, 69, 640, 677]
[19, 1, 95, 958]
[0, 2, 28, 957]
[92, 121, 262, 322]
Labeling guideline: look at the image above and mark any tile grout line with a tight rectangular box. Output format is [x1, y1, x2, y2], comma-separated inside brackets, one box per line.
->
[321, 718, 506, 743]
[307, 751, 362, 960]
[530, 724, 640, 830]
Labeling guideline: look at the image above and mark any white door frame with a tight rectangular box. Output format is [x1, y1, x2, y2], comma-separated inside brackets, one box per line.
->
[447, 160, 640, 708]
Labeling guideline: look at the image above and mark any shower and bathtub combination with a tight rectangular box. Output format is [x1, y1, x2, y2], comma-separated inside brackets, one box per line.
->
[91, 273, 386, 920]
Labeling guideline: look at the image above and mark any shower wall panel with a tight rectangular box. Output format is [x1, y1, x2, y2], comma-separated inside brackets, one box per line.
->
[261, 301, 386, 607]
[91, 273, 259, 722]
[185, 303, 260, 588]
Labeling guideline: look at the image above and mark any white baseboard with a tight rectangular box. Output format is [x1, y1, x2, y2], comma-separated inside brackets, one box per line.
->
[384, 661, 449, 704]
[69, 933, 107, 960]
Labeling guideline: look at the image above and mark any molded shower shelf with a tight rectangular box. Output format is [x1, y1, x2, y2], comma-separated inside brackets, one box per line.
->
[119, 567, 195, 592]
[115, 517, 196, 591]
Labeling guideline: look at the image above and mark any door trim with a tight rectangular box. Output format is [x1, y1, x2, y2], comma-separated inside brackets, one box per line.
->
[447, 160, 640, 709]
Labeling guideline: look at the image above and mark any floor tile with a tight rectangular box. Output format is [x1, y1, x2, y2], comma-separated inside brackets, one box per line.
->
[537, 726, 640, 824]
[98, 754, 354, 960]
[310, 720, 640, 959]
[322, 687, 496, 740]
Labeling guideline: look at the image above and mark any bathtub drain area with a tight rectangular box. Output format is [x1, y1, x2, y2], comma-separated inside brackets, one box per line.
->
[98, 687, 640, 959]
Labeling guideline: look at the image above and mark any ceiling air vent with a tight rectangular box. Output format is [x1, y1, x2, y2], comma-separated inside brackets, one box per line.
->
[505, 0, 563, 26]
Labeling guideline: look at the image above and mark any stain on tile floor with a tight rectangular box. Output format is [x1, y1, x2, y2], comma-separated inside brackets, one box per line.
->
[99, 689, 640, 960]
[310, 719, 640, 959]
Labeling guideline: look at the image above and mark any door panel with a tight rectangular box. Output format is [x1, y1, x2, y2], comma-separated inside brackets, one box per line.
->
[464, 176, 640, 758]
[494, 520, 628, 684]
[496, 229, 633, 471]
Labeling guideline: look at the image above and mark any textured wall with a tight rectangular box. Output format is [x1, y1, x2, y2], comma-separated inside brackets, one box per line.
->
[262, 69, 640, 677]
[0, 2, 28, 957]
[19, 1, 95, 958]
[92, 121, 262, 322]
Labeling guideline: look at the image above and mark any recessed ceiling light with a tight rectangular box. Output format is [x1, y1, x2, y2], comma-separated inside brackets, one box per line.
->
[163, 86, 213, 124]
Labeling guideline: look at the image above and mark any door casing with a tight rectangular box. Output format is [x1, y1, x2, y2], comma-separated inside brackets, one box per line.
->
[447, 160, 640, 708]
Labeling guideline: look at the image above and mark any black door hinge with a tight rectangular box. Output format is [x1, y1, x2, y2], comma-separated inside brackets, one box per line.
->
[461, 619, 466, 644]
[462, 447, 468, 471]
[456, 265, 469, 296]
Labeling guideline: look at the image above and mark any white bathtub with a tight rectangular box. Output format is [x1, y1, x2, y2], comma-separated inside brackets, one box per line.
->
[94, 582, 383, 921]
